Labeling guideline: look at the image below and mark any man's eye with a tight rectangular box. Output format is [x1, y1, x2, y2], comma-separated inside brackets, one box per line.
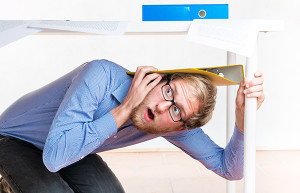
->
[166, 89, 172, 96]
[172, 106, 180, 115]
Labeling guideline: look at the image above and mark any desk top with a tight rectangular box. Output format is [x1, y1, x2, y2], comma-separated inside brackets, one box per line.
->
[34, 20, 284, 35]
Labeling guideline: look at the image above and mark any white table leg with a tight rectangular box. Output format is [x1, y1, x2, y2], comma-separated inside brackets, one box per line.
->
[244, 45, 258, 193]
[226, 52, 237, 193]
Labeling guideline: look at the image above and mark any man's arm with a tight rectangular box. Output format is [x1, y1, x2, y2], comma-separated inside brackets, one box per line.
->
[43, 62, 163, 172]
[164, 72, 265, 180]
[164, 125, 244, 180]
[43, 60, 124, 172]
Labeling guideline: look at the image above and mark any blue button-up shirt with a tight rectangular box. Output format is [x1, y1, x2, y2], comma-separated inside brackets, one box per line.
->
[0, 59, 244, 180]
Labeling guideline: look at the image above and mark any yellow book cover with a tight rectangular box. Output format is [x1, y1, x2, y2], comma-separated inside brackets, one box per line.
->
[126, 65, 244, 86]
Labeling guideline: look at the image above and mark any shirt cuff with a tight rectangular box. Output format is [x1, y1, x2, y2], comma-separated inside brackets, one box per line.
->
[92, 112, 118, 140]
[230, 124, 244, 150]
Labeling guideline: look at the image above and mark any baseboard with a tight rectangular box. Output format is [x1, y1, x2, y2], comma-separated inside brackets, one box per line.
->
[101, 148, 181, 153]
[100, 147, 300, 153]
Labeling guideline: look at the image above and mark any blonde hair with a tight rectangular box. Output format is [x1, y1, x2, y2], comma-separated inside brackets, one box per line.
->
[169, 73, 217, 130]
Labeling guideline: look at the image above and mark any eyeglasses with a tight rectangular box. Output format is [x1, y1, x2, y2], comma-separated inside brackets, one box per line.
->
[161, 80, 184, 122]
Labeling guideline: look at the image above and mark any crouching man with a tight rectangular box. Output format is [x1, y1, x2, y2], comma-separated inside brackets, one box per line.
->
[0, 59, 264, 193]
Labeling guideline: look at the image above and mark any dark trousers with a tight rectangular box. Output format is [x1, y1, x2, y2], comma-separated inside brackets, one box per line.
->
[0, 136, 125, 193]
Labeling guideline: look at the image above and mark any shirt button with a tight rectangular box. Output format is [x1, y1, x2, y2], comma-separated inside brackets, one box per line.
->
[113, 135, 117, 138]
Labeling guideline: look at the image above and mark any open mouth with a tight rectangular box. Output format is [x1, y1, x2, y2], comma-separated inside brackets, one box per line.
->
[145, 108, 155, 122]
[148, 109, 154, 120]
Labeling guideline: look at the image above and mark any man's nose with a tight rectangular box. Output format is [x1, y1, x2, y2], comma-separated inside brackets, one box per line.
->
[156, 101, 172, 113]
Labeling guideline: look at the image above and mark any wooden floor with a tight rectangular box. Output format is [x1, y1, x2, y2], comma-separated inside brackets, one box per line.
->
[100, 150, 300, 193]
[0, 150, 299, 192]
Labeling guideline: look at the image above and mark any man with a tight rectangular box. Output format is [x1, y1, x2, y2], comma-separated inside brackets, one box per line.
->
[0, 59, 264, 193]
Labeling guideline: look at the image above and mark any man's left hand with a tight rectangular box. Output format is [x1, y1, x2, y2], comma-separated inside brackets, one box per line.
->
[235, 71, 265, 132]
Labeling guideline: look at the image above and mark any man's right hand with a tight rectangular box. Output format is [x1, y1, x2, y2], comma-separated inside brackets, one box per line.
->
[110, 66, 163, 129]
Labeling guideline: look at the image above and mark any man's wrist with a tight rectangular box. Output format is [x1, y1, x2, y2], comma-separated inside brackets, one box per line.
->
[110, 104, 132, 129]
[235, 122, 244, 133]
[235, 108, 244, 133]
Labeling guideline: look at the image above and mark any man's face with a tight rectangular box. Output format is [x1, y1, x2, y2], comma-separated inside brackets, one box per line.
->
[131, 78, 200, 134]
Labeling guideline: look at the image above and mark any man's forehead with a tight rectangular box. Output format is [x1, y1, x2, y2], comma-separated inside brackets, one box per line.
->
[172, 79, 197, 99]
[171, 79, 200, 118]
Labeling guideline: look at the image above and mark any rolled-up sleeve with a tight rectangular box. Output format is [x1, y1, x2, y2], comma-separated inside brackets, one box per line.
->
[164, 125, 244, 180]
[43, 60, 118, 172]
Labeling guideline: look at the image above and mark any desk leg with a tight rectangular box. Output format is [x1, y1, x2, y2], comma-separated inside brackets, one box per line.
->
[226, 52, 237, 193]
[244, 46, 258, 193]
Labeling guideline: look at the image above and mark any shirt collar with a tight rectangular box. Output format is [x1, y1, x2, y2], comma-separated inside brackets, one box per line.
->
[111, 79, 132, 103]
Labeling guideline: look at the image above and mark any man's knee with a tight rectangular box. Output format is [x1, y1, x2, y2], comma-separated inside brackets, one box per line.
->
[59, 154, 125, 193]
[0, 176, 13, 193]
[0, 137, 73, 193]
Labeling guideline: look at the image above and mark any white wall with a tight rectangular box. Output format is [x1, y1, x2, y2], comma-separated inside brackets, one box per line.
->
[0, 0, 299, 150]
